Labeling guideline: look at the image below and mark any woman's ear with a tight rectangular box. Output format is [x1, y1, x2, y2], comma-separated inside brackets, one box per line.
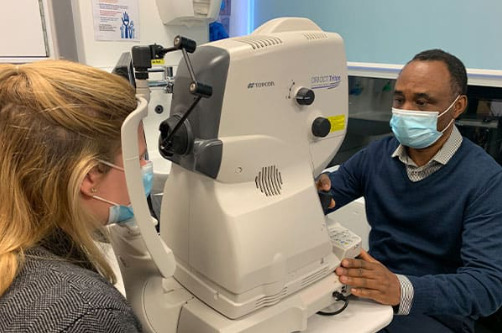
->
[80, 167, 103, 197]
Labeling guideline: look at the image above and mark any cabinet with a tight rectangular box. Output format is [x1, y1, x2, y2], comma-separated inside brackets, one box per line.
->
[0, 0, 54, 63]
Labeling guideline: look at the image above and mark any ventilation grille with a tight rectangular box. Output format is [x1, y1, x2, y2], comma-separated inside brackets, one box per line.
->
[255, 287, 288, 308]
[300, 267, 330, 288]
[254, 267, 330, 308]
[235, 36, 283, 50]
[303, 32, 328, 41]
[255, 165, 283, 196]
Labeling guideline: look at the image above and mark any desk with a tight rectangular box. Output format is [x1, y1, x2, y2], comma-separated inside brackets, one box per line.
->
[307, 297, 393, 332]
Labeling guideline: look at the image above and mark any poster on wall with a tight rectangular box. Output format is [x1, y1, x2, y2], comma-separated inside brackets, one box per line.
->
[91, 0, 140, 41]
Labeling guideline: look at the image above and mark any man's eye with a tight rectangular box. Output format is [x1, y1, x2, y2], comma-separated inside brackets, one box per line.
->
[392, 97, 403, 106]
[416, 100, 427, 107]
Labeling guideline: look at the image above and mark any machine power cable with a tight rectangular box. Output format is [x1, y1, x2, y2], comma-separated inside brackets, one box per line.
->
[316, 291, 349, 316]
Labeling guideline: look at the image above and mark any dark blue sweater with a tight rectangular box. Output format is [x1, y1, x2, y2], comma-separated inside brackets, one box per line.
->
[328, 136, 502, 330]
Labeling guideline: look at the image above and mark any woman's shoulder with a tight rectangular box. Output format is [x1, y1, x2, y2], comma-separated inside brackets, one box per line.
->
[17, 246, 121, 300]
[0, 246, 141, 332]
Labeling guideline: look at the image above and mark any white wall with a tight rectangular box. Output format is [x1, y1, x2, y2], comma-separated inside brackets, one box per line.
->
[228, 0, 252, 37]
[71, 0, 210, 70]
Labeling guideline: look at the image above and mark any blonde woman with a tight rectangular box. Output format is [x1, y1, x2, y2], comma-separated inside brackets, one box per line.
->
[0, 60, 147, 332]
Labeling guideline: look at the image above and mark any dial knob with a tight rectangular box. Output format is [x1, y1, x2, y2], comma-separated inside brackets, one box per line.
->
[296, 88, 315, 105]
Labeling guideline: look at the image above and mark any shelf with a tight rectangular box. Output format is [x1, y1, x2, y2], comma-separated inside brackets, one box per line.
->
[349, 111, 391, 123]
[348, 62, 502, 88]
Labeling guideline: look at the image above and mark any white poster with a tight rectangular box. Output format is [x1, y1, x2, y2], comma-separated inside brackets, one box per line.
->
[92, 0, 140, 41]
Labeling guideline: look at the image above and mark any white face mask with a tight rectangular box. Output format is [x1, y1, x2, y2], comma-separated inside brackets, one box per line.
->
[390, 95, 460, 149]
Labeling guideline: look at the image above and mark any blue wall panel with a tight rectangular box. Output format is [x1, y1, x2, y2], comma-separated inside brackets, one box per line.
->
[253, 0, 502, 70]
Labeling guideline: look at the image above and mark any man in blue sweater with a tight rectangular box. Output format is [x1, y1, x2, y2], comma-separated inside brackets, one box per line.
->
[318, 49, 502, 332]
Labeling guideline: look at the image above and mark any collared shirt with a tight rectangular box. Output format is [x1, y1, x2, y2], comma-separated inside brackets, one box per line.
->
[391, 126, 463, 182]
[390, 126, 463, 315]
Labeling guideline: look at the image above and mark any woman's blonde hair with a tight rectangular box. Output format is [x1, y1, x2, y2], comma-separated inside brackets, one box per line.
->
[0, 60, 137, 296]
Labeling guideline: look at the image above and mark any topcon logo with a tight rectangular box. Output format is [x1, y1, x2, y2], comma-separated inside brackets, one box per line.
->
[248, 81, 275, 89]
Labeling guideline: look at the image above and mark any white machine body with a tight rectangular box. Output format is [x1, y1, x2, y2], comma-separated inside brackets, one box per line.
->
[112, 17, 354, 332]
[161, 17, 348, 319]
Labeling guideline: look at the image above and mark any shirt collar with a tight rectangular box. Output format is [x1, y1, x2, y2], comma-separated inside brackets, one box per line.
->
[391, 126, 463, 166]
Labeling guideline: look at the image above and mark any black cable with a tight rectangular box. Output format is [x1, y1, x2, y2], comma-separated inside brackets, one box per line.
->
[317, 291, 349, 316]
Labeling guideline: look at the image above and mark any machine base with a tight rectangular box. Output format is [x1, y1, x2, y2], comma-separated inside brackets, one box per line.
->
[174, 274, 345, 333]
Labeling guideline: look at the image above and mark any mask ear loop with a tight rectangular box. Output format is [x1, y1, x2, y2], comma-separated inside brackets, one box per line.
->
[441, 118, 455, 133]
[92, 194, 120, 207]
[98, 159, 125, 171]
[438, 95, 461, 118]
[438, 95, 461, 132]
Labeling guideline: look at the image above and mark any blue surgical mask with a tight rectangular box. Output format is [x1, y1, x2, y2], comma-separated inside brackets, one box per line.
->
[92, 160, 154, 224]
[107, 204, 134, 224]
[390, 96, 459, 149]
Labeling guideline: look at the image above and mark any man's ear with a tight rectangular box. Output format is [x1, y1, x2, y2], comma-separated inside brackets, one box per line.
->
[80, 167, 103, 197]
[453, 95, 468, 119]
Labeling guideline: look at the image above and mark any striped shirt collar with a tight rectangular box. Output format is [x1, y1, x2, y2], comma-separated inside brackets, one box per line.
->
[391, 126, 463, 167]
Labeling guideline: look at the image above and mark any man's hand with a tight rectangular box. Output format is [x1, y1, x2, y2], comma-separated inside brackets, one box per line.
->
[316, 173, 335, 209]
[335, 249, 401, 306]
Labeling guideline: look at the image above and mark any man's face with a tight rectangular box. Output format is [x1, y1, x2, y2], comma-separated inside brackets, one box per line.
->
[393, 60, 456, 132]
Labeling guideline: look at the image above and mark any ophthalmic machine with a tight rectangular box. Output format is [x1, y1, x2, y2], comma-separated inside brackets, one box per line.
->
[110, 17, 372, 333]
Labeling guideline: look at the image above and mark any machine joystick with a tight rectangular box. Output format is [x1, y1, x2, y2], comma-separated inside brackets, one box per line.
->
[159, 115, 194, 157]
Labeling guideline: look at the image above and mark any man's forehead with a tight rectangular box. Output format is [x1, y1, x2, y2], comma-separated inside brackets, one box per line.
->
[399, 60, 449, 80]
[395, 60, 451, 93]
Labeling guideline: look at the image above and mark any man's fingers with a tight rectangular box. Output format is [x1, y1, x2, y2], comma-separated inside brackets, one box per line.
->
[316, 174, 331, 191]
[338, 251, 401, 306]
[338, 275, 381, 290]
[341, 258, 374, 270]
[358, 249, 378, 263]
[340, 267, 372, 278]
[328, 198, 336, 209]
[350, 287, 382, 301]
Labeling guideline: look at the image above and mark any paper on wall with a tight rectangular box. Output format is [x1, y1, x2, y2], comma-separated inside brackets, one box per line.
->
[91, 0, 140, 41]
